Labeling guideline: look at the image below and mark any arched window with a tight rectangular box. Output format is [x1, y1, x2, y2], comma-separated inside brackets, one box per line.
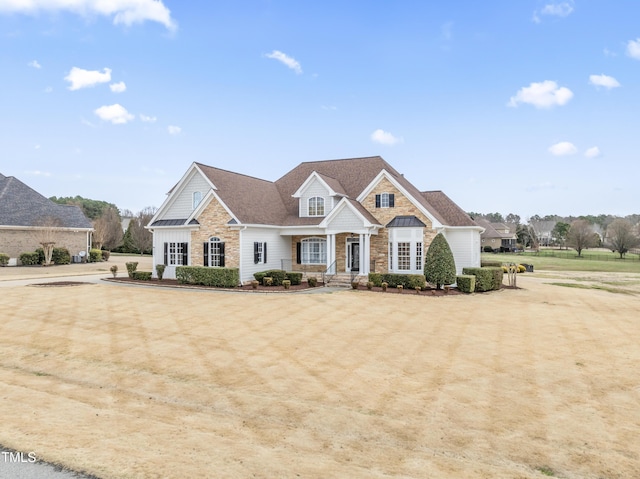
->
[301, 237, 326, 264]
[204, 236, 225, 267]
[308, 196, 325, 216]
[193, 191, 202, 210]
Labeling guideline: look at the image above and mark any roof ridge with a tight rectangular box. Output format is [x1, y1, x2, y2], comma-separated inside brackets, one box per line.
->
[195, 162, 275, 184]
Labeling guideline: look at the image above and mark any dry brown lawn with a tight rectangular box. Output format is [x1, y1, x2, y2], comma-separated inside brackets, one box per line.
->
[0, 267, 639, 478]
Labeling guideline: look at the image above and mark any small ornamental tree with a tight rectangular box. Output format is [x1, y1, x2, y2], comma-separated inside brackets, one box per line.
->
[424, 233, 457, 290]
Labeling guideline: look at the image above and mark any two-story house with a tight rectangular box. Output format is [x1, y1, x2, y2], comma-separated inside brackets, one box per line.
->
[147, 156, 482, 283]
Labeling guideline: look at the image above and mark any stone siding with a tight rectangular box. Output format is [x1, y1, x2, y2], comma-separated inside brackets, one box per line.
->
[361, 177, 437, 273]
[191, 200, 240, 267]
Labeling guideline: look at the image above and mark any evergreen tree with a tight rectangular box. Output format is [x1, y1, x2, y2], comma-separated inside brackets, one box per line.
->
[424, 233, 457, 290]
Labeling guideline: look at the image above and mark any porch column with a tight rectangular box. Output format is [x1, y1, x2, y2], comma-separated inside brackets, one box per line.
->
[326, 233, 336, 274]
[361, 233, 371, 276]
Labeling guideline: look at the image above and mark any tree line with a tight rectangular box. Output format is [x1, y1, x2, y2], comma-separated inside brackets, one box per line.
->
[468, 211, 640, 259]
[50, 196, 156, 254]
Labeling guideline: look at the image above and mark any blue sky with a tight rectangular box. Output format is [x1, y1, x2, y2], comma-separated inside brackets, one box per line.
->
[1, 0, 639, 220]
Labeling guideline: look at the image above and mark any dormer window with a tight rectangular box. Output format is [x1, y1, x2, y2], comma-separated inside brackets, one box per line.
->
[193, 191, 202, 210]
[376, 193, 395, 208]
[308, 196, 325, 216]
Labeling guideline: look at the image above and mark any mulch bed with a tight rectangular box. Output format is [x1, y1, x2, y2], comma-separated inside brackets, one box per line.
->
[105, 277, 464, 295]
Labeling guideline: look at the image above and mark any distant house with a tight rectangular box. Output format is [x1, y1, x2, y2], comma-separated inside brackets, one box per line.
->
[530, 220, 556, 247]
[0, 173, 93, 264]
[147, 156, 482, 284]
[476, 219, 518, 252]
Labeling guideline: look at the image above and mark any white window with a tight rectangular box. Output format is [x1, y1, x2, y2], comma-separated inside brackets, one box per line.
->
[416, 242, 423, 270]
[397, 242, 411, 270]
[208, 237, 223, 267]
[301, 237, 326, 264]
[193, 191, 202, 210]
[308, 196, 325, 216]
[167, 242, 185, 265]
[380, 193, 390, 208]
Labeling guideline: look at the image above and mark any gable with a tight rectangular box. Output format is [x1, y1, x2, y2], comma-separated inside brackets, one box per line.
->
[163, 170, 212, 219]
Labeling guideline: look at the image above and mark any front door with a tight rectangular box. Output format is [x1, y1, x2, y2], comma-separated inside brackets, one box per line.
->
[347, 240, 360, 272]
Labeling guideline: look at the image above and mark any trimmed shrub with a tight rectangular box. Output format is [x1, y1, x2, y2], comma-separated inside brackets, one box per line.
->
[424, 233, 457, 289]
[110, 265, 118, 278]
[456, 275, 476, 293]
[483, 246, 494, 253]
[156, 264, 166, 280]
[397, 285, 404, 292]
[517, 264, 526, 273]
[286, 272, 302, 285]
[307, 276, 318, 287]
[251, 280, 259, 289]
[368, 273, 383, 287]
[282, 279, 291, 290]
[36, 247, 71, 265]
[89, 249, 102, 262]
[125, 262, 138, 278]
[481, 260, 502, 268]
[254, 269, 286, 286]
[263, 277, 273, 286]
[132, 271, 152, 281]
[366, 281, 373, 290]
[462, 267, 502, 292]
[381, 282, 388, 292]
[351, 281, 359, 289]
[176, 266, 240, 287]
[0, 253, 9, 266]
[101, 250, 111, 261]
[19, 252, 40, 266]
[369, 273, 425, 289]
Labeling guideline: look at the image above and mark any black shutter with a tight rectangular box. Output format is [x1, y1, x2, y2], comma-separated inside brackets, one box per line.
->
[220, 242, 225, 267]
[254, 242, 259, 264]
[263, 242, 267, 263]
[164, 243, 168, 265]
[389, 194, 395, 207]
[375, 194, 381, 208]
[182, 243, 189, 266]
[203, 242, 209, 267]
[296, 242, 301, 264]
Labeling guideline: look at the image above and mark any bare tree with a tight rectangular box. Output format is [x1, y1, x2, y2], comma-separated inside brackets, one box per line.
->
[33, 216, 62, 265]
[566, 219, 596, 257]
[130, 206, 157, 254]
[92, 207, 123, 250]
[606, 218, 640, 259]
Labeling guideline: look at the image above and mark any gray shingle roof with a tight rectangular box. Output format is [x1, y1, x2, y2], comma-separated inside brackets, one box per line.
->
[386, 215, 427, 228]
[0, 173, 92, 229]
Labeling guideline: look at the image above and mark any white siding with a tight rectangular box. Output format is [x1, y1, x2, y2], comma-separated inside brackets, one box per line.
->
[152, 229, 192, 279]
[299, 178, 331, 217]
[164, 172, 211, 219]
[443, 228, 481, 275]
[326, 206, 362, 233]
[239, 227, 291, 283]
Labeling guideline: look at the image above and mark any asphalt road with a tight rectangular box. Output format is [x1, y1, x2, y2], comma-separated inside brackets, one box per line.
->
[0, 446, 100, 479]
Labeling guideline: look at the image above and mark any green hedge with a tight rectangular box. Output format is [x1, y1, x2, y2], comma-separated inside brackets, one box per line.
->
[177, 266, 240, 287]
[36, 247, 71, 265]
[89, 249, 102, 262]
[132, 271, 152, 281]
[462, 267, 503, 292]
[126, 262, 138, 278]
[456, 275, 476, 293]
[253, 270, 302, 286]
[0, 253, 9, 266]
[368, 273, 426, 289]
[480, 260, 502, 268]
[19, 252, 40, 265]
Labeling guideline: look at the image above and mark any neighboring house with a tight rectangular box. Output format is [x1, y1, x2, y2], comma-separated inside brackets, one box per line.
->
[530, 220, 556, 247]
[477, 219, 517, 252]
[0, 173, 93, 264]
[147, 156, 482, 283]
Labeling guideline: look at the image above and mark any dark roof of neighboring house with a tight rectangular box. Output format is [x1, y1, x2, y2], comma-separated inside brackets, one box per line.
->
[475, 219, 516, 239]
[190, 157, 478, 228]
[386, 215, 426, 228]
[0, 173, 92, 229]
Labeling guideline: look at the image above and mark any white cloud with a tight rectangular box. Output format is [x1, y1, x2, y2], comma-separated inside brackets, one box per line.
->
[548, 141, 577, 156]
[65, 67, 111, 90]
[508, 80, 573, 109]
[626, 39, 640, 60]
[168, 125, 181, 135]
[140, 114, 157, 122]
[28, 60, 41, 69]
[585, 146, 601, 158]
[24, 170, 51, 177]
[265, 50, 302, 74]
[589, 74, 620, 89]
[0, 0, 176, 31]
[94, 104, 134, 124]
[371, 129, 403, 146]
[541, 2, 574, 17]
[110, 81, 126, 93]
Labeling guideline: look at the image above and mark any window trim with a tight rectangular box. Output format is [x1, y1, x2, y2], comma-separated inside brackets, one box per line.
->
[193, 191, 202, 210]
[301, 237, 327, 264]
[307, 196, 325, 217]
[206, 236, 224, 267]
